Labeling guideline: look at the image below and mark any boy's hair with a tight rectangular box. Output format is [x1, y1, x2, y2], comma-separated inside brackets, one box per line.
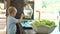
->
[8, 6, 17, 15]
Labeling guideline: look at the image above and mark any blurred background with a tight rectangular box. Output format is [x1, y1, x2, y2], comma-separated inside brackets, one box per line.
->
[0, 0, 6, 34]
[0, 0, 60, 34]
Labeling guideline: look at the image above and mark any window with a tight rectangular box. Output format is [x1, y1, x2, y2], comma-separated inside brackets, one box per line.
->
[0, 0, 6, 32]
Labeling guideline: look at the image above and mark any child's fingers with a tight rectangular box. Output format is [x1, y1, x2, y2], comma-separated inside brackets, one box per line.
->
[21, 14, 24, 18]
[21, 14, 24, 17]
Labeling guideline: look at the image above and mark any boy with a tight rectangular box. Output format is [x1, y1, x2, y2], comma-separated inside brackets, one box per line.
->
[7, 6, 24, 34]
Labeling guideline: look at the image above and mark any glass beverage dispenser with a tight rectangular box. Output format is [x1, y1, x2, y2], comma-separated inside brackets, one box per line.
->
[23, 3, 33, 19]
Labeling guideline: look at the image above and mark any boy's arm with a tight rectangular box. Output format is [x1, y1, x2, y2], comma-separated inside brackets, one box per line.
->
[17, 14, 24, 24]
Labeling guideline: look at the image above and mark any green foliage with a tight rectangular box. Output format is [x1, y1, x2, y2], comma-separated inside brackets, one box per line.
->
[33, 19, 55, 27]
[33, 21, 40, 26]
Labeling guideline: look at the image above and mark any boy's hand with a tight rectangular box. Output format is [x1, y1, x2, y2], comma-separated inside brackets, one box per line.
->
[20, 14, 24, 19]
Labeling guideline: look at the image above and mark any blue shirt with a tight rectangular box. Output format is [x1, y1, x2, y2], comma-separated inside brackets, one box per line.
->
[7, 16, 18, 34]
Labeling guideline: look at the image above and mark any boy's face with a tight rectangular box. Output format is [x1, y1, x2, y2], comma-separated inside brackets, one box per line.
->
[11, 8, 17, 17]
[13, 12, 17, 17]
